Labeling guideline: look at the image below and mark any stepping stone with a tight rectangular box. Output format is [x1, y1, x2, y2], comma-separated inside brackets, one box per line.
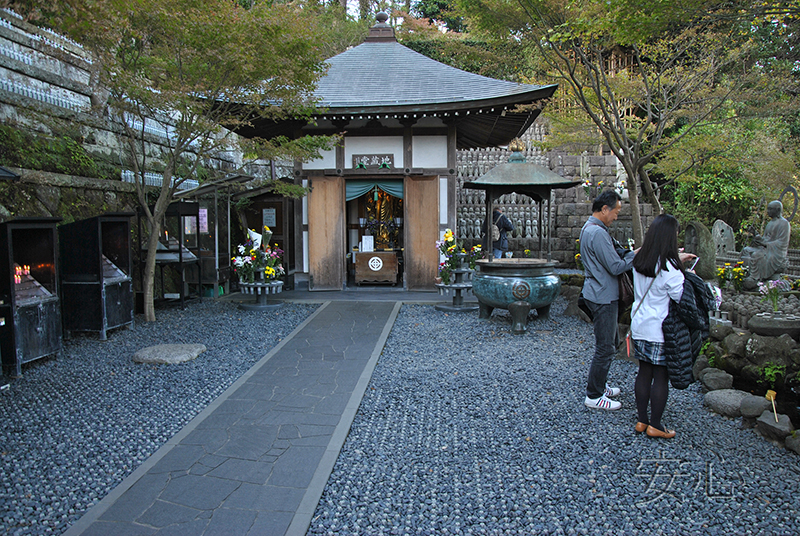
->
[133, 344, 207, 364]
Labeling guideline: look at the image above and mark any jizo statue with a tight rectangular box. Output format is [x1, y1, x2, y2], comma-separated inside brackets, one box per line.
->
[741, 200, 791, 282]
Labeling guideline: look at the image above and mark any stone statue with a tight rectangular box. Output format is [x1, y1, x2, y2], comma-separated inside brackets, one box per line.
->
[741, 200, 791, 281]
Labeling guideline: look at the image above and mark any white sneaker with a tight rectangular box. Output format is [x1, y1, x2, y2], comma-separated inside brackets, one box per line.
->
[585, 395, 622, 411]
[604, 384, 621, 398]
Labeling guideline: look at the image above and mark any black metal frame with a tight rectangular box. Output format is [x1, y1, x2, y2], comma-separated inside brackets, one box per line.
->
[137, 201, 202, 309]
[0, 217, 62, 377]
[59, 213, 135, 340]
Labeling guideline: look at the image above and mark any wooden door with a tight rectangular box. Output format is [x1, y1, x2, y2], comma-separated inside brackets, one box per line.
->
[308, 175, 345, 290]
[404, 176, 439, 290]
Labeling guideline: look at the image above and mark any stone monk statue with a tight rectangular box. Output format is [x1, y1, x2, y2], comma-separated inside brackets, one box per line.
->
[741, 200, 791, 281]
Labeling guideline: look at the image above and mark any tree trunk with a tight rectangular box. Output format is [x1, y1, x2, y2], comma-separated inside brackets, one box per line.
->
[639, 167, 663, 215]
[627, 178, 644, 247]
[141, 174, 175, 322]
[142, 218, 162, 322]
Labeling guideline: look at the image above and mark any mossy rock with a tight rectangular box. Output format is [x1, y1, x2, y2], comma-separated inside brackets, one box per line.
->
[559, 273, 585, 287]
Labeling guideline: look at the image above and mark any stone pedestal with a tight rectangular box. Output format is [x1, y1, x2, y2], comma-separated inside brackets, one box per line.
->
[747, 312, 800, 340]
[435, 254, 479, 313]
[239, 279, 283, 311]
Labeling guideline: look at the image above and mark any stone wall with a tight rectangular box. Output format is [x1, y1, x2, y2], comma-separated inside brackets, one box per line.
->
[0, 9, 269, 191]
[0, 166, 138, 223]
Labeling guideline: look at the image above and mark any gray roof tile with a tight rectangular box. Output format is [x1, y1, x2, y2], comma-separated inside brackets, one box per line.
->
[315, 41, 552, 109]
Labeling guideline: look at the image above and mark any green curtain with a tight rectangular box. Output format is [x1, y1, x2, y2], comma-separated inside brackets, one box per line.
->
[345, 180, 404, 201]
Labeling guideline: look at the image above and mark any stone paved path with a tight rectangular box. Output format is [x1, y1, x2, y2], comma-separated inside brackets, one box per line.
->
[63, 300, 400, 536]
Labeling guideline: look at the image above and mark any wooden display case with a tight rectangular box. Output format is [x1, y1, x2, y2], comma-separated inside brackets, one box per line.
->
[0, 218, 62, 377]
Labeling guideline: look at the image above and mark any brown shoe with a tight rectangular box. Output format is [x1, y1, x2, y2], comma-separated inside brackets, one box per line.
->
[635, 422, 648, 433]
[646, 425, 676, 439]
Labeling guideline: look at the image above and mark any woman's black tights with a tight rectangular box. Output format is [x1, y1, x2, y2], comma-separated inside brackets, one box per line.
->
[635, 360, 669, 431]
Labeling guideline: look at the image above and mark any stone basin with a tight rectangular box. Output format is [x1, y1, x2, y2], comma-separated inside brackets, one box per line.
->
[472, 258, 561, 333]
[747, 312, 800, 340]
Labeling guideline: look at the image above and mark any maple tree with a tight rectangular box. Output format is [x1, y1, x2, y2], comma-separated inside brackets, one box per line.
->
[6, 0, 335, 321]
[455, 0, 800, 244]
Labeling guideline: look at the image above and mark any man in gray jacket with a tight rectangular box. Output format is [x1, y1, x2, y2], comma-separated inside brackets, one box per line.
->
[580, 190, 636, 411]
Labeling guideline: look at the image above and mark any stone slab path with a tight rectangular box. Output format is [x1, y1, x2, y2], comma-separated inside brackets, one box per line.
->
[63, 300, 400, 536]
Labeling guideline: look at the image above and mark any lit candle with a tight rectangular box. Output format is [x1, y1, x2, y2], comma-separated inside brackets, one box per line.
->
[14, 275, 20, 284]
[25, 265, 29, 275]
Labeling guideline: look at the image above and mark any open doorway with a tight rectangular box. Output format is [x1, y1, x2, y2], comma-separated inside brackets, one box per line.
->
[345, 181, 404, 287]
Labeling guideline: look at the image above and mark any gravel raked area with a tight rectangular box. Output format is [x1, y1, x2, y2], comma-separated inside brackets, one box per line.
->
[309, 297, 800, 536]
[0, 300, 318, 536]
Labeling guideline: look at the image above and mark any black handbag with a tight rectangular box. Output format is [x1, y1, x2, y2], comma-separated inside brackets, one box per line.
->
[578, 292, 593, 321]
[618, 270, 634, 309]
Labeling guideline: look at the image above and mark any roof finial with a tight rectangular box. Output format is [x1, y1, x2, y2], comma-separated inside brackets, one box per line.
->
[508, 138, 526, 163]
[366, 11, 396, 42]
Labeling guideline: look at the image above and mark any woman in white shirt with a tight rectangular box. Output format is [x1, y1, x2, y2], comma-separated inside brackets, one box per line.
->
[631, 214, 695, 439]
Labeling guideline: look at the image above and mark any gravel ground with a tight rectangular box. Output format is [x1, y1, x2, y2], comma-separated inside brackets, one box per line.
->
[309, 298, 800, 536]
[0, 300, 318, 536]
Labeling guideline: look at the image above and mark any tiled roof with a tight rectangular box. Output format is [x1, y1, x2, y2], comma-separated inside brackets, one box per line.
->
[236, 14, 558, 149]
[315, 40, 555, 110]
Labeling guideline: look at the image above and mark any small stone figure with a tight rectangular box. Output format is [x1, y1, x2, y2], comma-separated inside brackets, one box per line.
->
[741, 200, 791, 282]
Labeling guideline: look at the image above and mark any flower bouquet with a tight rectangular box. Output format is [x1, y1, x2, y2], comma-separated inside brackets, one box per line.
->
[758, 278, 792, 312]
[436, 229, 482, 284]
[232, 226, 285, 283]
[730, 262, 748, 292]
[716, 263, 733, 289]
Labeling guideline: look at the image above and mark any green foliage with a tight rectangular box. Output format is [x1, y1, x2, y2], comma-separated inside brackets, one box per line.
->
[761, 362, 786, 388]
[658, 116, 799, 243]
[0, 123, 118, 180]
[305, 4, 370, 58]
[700, 340, 717, 368]
[401, 35, 526, 81]
[24, 0, 336, 321]
[412, 0, 464, 32]
[664, 173, 759, 241]
[453, 0, 800, 250]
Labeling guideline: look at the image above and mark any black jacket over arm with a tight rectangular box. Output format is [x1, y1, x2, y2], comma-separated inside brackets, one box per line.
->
[662, 272, 714, 389]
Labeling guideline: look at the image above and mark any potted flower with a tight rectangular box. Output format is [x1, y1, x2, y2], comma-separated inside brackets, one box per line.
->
[466, 244, 483, 269]
[436, 229, 459, 284]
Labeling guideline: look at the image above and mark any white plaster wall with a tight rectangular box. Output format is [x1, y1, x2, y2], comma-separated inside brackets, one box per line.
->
[303, 148, 336, 170]
[344, 136, 403, 169]
[413, 136, 447, 168]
